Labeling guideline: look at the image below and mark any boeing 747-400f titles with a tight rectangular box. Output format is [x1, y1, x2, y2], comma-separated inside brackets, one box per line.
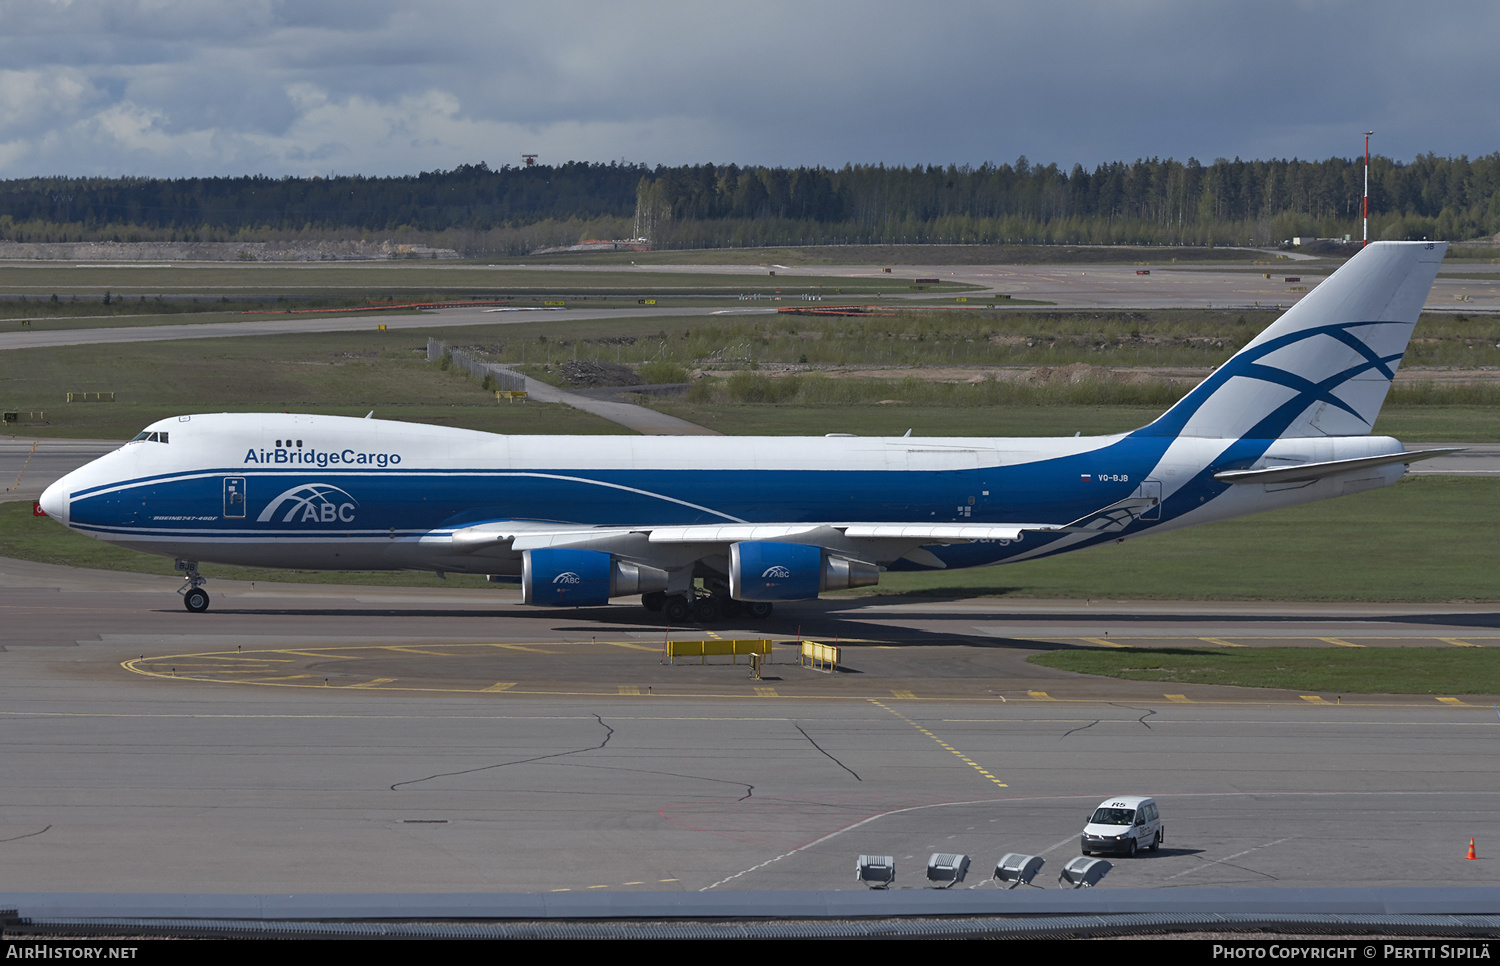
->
[39, 241, 1457, 621]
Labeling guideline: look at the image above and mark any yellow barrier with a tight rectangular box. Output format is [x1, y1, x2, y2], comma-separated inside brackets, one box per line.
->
[495, 391, 528, 403]
[800, 640, 840, 671]
[664, 638, 772, 665]
[2, 411, 45, 422]
[66, 392, 115, 403]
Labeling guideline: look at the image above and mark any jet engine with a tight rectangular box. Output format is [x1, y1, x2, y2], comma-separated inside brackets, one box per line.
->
[728, 541, 880, 601]
[522, 548, 669, 606]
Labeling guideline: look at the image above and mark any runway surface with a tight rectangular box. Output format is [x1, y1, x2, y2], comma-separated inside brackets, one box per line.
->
[2, 557, 1498, 896]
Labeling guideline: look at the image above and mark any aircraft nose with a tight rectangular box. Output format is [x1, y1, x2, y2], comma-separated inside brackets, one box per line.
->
[38, 475, 69, 525]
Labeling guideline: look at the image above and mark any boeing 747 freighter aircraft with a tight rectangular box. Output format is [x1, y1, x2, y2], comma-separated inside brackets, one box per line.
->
[39, 241, 1455, 621]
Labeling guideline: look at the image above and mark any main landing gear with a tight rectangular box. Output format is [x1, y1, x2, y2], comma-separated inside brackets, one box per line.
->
[175, 559, 210, 613]
[642, 590, 774, 624]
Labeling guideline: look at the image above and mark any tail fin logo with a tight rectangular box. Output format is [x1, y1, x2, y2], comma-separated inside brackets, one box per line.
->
[256, 483, 358, 524]
[1134, 241, 1446, 441]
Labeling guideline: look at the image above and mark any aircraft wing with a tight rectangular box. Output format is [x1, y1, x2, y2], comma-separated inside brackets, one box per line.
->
[441, 495, 1159, 563]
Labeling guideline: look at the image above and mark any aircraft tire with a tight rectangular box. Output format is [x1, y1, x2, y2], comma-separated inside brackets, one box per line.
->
[183, 588, 211, 613]
[663, 595, 692, 623]
[692, 596, 721, 623]
[642, 591, 666, 612]
[747, 601, 774, 620]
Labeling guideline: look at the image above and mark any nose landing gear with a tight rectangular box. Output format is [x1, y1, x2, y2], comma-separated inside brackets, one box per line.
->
[175, 559, 210, 613]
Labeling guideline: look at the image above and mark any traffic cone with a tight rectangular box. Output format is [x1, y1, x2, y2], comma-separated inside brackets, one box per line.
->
[1467, 838, 1477, 860]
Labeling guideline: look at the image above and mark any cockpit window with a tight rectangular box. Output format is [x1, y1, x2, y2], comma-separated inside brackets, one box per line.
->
[129, 431, 170, 444]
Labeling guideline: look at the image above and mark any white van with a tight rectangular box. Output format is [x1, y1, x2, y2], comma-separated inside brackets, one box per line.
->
[1081, 795, 1162, 857]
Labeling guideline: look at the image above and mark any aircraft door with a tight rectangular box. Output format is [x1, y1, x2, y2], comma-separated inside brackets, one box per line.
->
[223, 477, 247, 519]
[1135, 479, 1162, 520]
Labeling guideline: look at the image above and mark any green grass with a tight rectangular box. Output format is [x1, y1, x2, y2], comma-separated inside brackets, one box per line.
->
[647, 401, 1164, 437]
[1371, 407, 1500, 443]
[1026, 647, 1500, 695]
[464, 307, 1500, 372]
[646, 399, 1499, 442]
[0, 328, 623, 439]
[680, 372, 1184, 408]
[865, 476, 1498, 602]
[5, 301, 1496, 443]
[6, 402, 620, 441]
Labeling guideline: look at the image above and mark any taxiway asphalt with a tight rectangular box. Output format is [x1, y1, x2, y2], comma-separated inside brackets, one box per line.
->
[2, 557, 1497, 896]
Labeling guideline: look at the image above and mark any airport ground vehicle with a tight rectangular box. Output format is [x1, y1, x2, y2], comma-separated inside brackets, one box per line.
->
[1082, 795, 1162, 857]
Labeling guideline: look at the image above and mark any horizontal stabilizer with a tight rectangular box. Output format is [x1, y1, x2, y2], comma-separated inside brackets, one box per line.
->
[1213, 448, 1462, 485]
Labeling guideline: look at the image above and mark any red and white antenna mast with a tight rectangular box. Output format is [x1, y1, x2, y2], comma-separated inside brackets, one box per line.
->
[1362, 131, 1373, 247]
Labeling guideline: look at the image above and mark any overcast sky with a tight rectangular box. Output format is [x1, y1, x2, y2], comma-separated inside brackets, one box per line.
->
[1, 0, 1495, 180]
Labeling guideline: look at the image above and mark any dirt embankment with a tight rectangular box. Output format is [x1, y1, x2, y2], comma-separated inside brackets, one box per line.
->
[556, 360, 642, 387]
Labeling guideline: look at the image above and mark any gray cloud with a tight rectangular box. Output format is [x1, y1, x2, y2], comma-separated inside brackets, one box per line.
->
[0, 0, 1495, 178]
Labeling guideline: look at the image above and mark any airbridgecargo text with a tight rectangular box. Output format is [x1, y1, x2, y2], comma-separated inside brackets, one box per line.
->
[243, 448, 401, 468]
